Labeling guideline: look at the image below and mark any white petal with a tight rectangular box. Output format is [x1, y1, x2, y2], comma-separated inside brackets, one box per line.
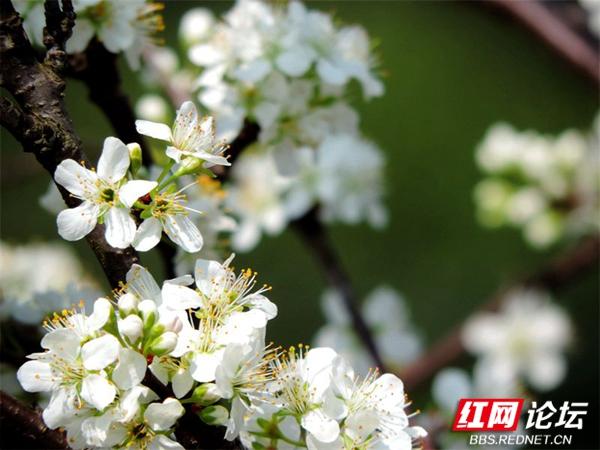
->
[144, 398, 185, 431]
[172, 369, 194, 398]
[97, 137, 130, 183]
[276, 47, 313, 77]
[172, 101, 199, 147]
[104, 207, 136, 249]
[43, 388, 76, 429]
[119, 180, 157, 208]
[82, 334, 120, 370]
[301, 409, 340, 443]
[57, 201, 99, 241]
[194, 258, 227, 297]
[148, 434, 185, 450]
[190, 351, 222, 382]
[126, 263, 161, 302]
[135, 120, 173, 142]
[41, 328, 80, 360]
[161, 283, 203, 310]
[247, 295, 277, 319]
[54, 159, 98, 198]
[133, 217, 163, 252]
[17, 361, 55, 392]
[66, 18, 94, 53]
[317, 59, 349, 86]
[87, 297, 112, 331]
[81, 374, 116, 410]
[163, 215, 204, 253]
[113, 348, 147, 390]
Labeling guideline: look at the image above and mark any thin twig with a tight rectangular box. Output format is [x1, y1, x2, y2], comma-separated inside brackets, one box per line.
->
[484, 0, 599, 83]
[0, 391, 70, 449]
[291, 208, 388, 371]
[400, 235, 600, 391]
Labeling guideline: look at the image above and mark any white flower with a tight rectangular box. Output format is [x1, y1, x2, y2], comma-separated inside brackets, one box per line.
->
[462, 289, 572, 391]
[226, 152, 289, 251]
[0, 241, 101, 326]
[268, 346, 341, 444]
[179, 8, 215, 45]
[325, 356, 426, 450]
[17, 328, 121, 423]
[132, 188, 204, 253]
[315, 134, 387, 228]
[314, 286, 422, 376]
[136, 101, 229, 167]
[474, 120, 598, 248]
[54, 137, 156, 248]
[136, 94, 170, 123]
[164, 255, 276, 383]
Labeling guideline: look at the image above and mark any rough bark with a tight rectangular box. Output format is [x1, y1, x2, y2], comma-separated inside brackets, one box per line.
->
[0, 391, 69, 449]
[0, 0, 139, 289]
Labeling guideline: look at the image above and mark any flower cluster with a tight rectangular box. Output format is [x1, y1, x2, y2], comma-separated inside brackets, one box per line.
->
[239, 346, 427, 450]
[173, 0, 387, 251]
[474, 118, 599, 248]
[462, 289, 572, 393]
[52, 104, 229, 253]
[0, 241, 100, 326]
[16, 254, 425, 449]
[314, 286, 423, 376]
[15, 0, 164, 68]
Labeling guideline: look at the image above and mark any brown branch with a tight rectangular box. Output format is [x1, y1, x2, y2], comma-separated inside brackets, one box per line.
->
[291, 208, 388, 371]
[42, 0, 74, 72]
[400, 234, 600, 391]
[485, 0, 599, 84]
[67, 40, 152, 164]
[0, 391, 70, 449]
[1, 0, 140, 289]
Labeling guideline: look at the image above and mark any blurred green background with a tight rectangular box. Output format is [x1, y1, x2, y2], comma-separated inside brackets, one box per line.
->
[1, 1, 598, 448]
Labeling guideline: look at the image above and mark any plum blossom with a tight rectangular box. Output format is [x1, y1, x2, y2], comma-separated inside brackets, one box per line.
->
[136, 101, 229, 168]
[314, 286, 422, 375]
[54, 137, 156, 248]
[15, 0, 164, 69]
[462, 289, 572, 391]
[474, 118, 599, 248]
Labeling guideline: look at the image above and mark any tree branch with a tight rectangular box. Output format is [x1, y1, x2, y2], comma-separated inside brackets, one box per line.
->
[400, 234, 600, 391]
[1, 0, 139, 289]
[484, 0, 599, 84]
[291, 208, 388, 371]
[0, 391, 70, 449]
[67, 40, 153, 163]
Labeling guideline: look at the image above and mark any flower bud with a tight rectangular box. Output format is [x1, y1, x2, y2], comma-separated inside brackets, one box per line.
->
[127, 143, 143, 176]
[138, 299, 157, 328]
[148, 331, 178, 356]
[190, 383, 221, 406]
[118, 293, 139, 316]
[159, 314, 183, 333]
[198, 405, 228, 426]
[118, 315, 143, 342]
[173, 156, 203, 177]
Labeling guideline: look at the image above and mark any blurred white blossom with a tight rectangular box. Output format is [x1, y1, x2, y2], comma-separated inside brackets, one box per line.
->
[0, 241, 100, 326]
[314, 286, 423, 376]
[14, 0, 164, 69]
[474, 119, 599, 248]
[462, 289, 572, 392]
